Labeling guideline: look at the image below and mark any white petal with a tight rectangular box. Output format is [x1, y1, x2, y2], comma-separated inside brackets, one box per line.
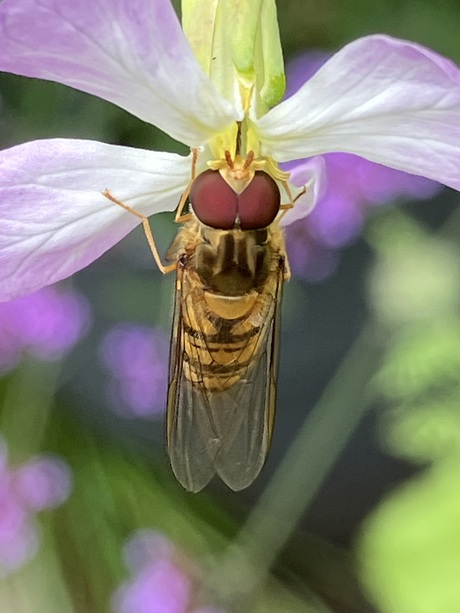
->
[281, 156, 327, 226]
[257, 35, 460, 191]
[0, 0, 240, 146]
[0, 139, 192, 300]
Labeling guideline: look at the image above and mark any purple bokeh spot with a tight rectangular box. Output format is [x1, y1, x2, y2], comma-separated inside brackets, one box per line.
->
[114, 530, 190, 613]
[100, 324, 169, 418]
[285, 50, 328, 98]
[123, 530, 173, 573]
[0, 285, 91, 373]
[285, 223, 340, 282]
[12, 457, 72, 511]
[0, 487, 28, 537]
[0, 437, 71, 576]
[0, 520, 39, 574]
[321, 152, 441, 206]
[115, 560, 191, 613]
[113, 530, 225, 613]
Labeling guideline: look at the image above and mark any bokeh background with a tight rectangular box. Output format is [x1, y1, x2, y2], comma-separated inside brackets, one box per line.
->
[1, 1, 460, 611]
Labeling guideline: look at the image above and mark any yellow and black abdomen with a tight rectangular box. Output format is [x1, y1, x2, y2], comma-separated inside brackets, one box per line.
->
[180, 286, 269, 391]
[178, 225, 278, 391]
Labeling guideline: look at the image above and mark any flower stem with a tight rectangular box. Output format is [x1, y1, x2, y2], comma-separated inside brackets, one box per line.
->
[1, 359, 62, 460]
[209, 322, 382, 606]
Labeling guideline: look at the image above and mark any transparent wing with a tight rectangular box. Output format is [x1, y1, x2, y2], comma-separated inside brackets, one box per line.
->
[167, 261, 284, 492]
[167, 265, 218, 492]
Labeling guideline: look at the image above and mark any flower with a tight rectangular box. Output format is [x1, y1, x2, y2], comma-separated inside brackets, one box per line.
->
[0, 0, 459, 300]
[0, 437, 72, 576]
[285, 151, 442, 281]
[281, 51, 443, 281]
[99, 323, 169, 418]
[113, 529, 224, 613]
[0, 285, 91, 374]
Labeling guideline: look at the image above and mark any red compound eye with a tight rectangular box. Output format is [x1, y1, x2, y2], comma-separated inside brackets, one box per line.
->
[238, 171, 280, 230]
[189, 170, 238, 230]
[189, 169, 280, 230]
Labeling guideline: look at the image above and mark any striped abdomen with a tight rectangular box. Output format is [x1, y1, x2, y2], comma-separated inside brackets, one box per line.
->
[178, 225, 280, 391]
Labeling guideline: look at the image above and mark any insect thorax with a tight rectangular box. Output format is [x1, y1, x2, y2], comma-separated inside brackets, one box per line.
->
[171, 220, 285, 392]
[193, 225, 273, 296]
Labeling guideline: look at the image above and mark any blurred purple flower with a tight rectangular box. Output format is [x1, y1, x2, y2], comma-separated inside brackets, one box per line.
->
[100, 324, 169, 418]
[0, 285, 91, 374]
[113, 529, 224, 613]
[284, 51, 330, 98]
[283, 51, 442, 282]
[0, 437, 72, 576]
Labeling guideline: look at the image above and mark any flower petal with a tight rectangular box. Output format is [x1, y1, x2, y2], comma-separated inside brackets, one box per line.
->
[0, 0, 239, 146]
[280, 156, 327, 226]
[0, 139, 192, 300]
[257, 35, 460, 191]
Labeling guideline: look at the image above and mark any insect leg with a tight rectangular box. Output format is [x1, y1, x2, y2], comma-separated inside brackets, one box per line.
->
[102, 189, 176, 275]
[277, 182, 307, 224]
[283, 254, 291, 281]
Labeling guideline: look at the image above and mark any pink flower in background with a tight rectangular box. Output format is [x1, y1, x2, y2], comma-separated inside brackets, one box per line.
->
[100, 324, 169, 418]
[113, 529, 224, 613]
[0, 285, 91, 374]
[0, 0, 458, 300]
[0, 437, 72, 576]
[282, 51, 443, 281]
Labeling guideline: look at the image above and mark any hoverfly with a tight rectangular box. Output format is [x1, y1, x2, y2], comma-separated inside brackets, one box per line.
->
[104, 148, 293, 492]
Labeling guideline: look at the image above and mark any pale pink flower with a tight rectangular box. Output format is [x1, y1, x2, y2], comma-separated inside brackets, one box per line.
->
[0, 0, 458, 299]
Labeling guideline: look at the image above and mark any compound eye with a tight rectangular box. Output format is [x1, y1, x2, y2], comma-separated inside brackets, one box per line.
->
[189, 170, 238, 230]
[238, 171, 280, 230]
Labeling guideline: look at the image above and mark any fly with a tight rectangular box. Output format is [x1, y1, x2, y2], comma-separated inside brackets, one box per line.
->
[104, 148, 297, 491]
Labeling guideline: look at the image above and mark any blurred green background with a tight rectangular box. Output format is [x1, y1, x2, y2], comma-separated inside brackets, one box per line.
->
[1, 1, 460, 612]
